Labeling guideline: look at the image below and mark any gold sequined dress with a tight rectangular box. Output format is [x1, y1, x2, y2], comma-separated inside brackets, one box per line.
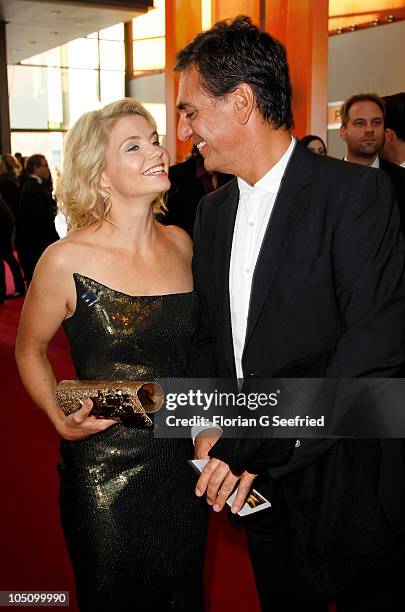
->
[59, 273, 208, 611]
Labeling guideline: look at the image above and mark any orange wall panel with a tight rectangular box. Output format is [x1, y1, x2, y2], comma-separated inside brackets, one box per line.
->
[212, 0, 261, 25]
[166, 0, 328, 159]
[165, 0, 202, 162]
[265, 0, 328, 140]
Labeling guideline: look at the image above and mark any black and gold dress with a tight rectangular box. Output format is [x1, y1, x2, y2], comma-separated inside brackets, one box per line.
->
[59, 273, 208, 611]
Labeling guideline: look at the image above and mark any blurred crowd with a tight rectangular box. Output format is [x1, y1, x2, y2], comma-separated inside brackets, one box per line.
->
[0, 152, 58, 303]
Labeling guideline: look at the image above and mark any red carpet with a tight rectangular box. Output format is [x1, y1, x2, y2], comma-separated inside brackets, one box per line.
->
[0, 271, 260, 611]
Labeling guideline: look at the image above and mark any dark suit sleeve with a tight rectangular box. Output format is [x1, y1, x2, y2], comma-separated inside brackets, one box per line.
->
[187, 199, 217, 377]
[326, 168, 405, 377]
[209, 437, 295, 474]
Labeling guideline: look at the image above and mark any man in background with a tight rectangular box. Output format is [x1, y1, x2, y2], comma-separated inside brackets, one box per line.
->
[340, 92, 405, 232]
[17, 154, 59, 283]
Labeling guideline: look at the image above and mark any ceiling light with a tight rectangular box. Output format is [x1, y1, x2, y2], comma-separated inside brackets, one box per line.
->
[372, 19, 379, 26]
[75, 20, 83, 25]
[349, 24, 356, 31]
[50, 31, 59, 36]
[29, 41, 37, 44]
[386, 15, 395, 23]
[51, 10, 61, 15]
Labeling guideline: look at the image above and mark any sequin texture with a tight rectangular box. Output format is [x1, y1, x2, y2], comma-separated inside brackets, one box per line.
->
[59, 274, 208, 611]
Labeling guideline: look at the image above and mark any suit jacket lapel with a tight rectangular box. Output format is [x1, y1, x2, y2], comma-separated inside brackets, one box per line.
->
[214, 180, 239, 377]
[244, 143, 314, 350]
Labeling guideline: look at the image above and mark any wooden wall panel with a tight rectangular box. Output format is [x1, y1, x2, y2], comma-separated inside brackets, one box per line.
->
[166, 0, 328, 159]
[212, 0, 261, 25]
[165, 0, 202, 162]
[265, 0, 328, 141]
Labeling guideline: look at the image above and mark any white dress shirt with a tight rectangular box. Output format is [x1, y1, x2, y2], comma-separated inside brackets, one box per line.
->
[229, 136, 296, 379]
[191, 137, 296, 442]
[343, 155, 380, 168]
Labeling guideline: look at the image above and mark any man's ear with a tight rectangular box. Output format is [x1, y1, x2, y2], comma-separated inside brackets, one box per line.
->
[384, 128, 395, 144]
[231, 84, 255, 125]
[339, 125, 347, 142]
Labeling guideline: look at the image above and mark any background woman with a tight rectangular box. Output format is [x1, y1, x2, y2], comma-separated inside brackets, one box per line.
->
[300, 134, 327, 155]
[15, 99, 208, 611]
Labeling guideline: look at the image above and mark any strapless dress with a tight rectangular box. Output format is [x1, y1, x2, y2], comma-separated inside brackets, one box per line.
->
[58, 273, 208, 611]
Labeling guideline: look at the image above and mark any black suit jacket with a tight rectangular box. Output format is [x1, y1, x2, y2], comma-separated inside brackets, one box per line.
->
[189, 142, 405, 596]
[17, 176, 59, 256]
[380, 157, 405, 234]
[0, 173, 20, 218]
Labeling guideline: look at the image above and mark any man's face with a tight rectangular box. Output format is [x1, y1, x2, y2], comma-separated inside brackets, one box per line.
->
[35, 157, 50, 180]
[176, 66, 240, 174]
[340, 100, 384, 160]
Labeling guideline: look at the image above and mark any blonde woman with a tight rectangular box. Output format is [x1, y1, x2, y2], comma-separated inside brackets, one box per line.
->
[15, 99, 208, 611]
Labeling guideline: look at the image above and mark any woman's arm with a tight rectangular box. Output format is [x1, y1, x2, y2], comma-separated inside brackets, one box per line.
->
[15, 245, 116, 440]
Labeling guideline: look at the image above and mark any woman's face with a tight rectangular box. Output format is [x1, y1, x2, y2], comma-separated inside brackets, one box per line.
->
[307, 139, 326, 156]
[101, 113, 170, 202]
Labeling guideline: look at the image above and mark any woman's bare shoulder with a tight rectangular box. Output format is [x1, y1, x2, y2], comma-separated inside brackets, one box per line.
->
[36, 228, 95, 277]
[158, 223, 193, 257]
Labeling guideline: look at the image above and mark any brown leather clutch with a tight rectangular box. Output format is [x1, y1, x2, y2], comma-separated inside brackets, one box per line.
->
[56, 380, 164, 427]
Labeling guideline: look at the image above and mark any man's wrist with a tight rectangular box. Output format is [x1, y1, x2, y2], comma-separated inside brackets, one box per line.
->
[191, 423, 223, 445]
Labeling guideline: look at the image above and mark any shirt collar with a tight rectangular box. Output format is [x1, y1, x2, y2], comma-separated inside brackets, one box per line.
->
[29, 174, 42, 184]
[343, 154, 380, 168]
[237, 136, 296, 195]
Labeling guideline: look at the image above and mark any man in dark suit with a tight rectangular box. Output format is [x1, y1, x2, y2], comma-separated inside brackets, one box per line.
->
[340, 93, 405, 233]
[16, 154, 59, 283]
[175, 17, 405, 611]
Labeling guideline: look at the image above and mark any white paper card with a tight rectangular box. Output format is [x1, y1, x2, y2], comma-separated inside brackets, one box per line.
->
[190, 459, 271, 516]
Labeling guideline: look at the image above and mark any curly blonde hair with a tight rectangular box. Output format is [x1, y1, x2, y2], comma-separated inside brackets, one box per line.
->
[58, 98, 167, 231]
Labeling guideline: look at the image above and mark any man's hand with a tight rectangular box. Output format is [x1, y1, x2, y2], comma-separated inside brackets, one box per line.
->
[194, 428, 222, 459]
[196, 457, 257, 514]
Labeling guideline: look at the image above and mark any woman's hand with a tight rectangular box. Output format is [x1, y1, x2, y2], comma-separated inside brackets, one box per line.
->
[58, 399, 117, 441]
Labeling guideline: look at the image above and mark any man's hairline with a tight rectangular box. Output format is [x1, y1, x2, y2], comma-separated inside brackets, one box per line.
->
[342, 98, 385, 128]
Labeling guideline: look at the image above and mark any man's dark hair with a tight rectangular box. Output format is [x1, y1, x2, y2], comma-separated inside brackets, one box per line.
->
[25, 154, 46, 175]
[340, 93, 385, 128]
[383, 93, 405, 141]
[175, 15, 293, 130]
